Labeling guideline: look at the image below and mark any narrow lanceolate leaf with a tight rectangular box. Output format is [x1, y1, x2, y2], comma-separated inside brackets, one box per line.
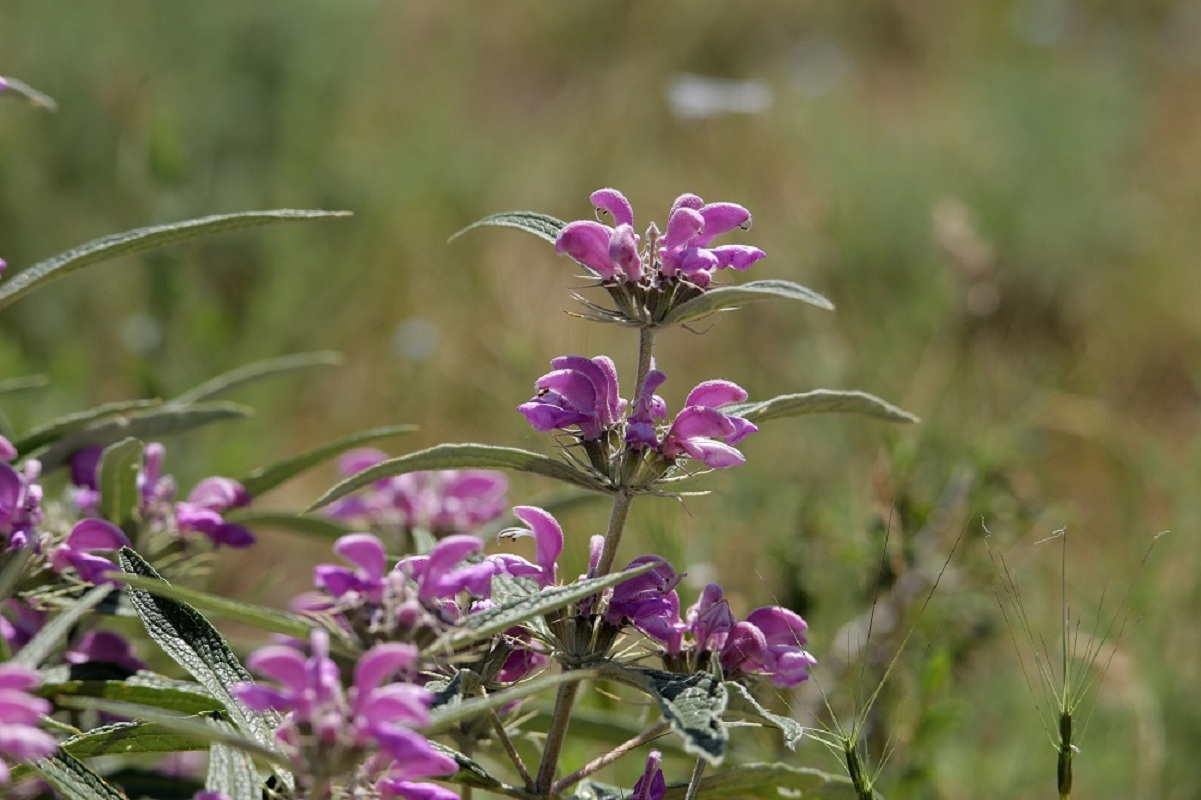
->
[238, 424, 417, 497]
[430, 742, 504, 791]
[430, 561, 657, 652]
[449, 211, 567, 247]
[0, 373, 49, 396]
[53, 720, 209, 760]
[425, 669, 601, 734]
[171, 350, 344, 406]
[224, 509, 355, 541]
[117, 549, 281, 759]
[0, 209, 351, 311]
[33, 751, 129, 800]
[116, 572, 349, 655]
[663, 279, 835, 324]
[0, 76, 59, 110]
[98, 438, 144, 536]
[724, 681, 807, 750]
[12, 399, 160, 455]
[661, 762, 858, 800]
[309, 443, 611, 512]
[620, 668, 728, 765]
[14, 585, 113, 669]
[35, 402, 252, 471]
[37, 673, 222, 716]
[207, 722, 263, 800]
[723, 389, 920, 425]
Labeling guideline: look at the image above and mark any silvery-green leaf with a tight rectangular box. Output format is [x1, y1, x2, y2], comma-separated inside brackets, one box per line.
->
[661, 762, 859, 800]
[0, 209, 351, 311]
[0, 76, 58, 110]
[238, 423, 416, 497]
[171, 350, 343, 406]
[223, 509, 354, 541]
[0, 374, 49, 396]
[37, 671, 221, 716]
[308, 443, 611, 512]
[14, 585, 113, 669]
[725, 681, 808, 750]
[51, 720, 208, 760]
[449, 211, 567, 247]
[97, 438, 144, 537]
[13, 400, 160, 455]
[663, 279, 834, 324]
[619, 667, 728, 765]
[35, 402, 252, 471]
[430, 742, 504, 791]
[32, 751, 128, 800]
[724, 390, 919, 425]
[207, 721, 262, 800]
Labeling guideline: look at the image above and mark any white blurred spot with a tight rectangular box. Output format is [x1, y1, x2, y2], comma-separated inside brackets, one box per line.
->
[393, 318, 440, 361]
[120, 313, 163, 354]
[789, 37, 849, 98]
[665, 73, 773, 120]
[1009, 0, 1074, 47]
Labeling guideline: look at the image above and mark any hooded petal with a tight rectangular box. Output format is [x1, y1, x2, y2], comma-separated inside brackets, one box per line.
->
[684, 380, 748, 409]
[555, 220, 616, 279]
[591, 188, 635, 228]
[511, 506, 563, 586]
[694, 202, 752, 247]
[354, 643, 418, 694]
[334, 533, 388, 582]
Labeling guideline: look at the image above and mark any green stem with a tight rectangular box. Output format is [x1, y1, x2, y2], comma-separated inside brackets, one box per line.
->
[551, 721, 671, 795]
[592, 490, 634, 579]
[490, 709, 534, 789]
[633, 326, 656, 400]
[535, 680, 581, 795]
[683, 757, 707, 800]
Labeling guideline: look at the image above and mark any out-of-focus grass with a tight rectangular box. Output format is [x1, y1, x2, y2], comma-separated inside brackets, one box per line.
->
[3, 2, 1200, 796]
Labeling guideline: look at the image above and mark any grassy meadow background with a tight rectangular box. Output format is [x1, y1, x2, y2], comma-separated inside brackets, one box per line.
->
[2, 2, 1200, 797]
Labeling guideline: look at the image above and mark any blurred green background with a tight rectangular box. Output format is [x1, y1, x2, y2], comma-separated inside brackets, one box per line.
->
[3, 2, 1200, 797]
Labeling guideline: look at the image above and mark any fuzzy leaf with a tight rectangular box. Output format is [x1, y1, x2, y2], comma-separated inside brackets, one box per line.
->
[567, 781, 627, 800]
[724, 681, 807, 750]
[13, 399, 160, 455]
[116, 571, 350, 655]
[0, 75, 58, 110]
[171, 350, 343, 405]
[431, 561, 657, 652]
[663, 279, 834, 324]
[0, 374, 49, 396]
[431, 742, 504, 791]
[238, 423, 417, 497]
[308, 443, 611, 512]
[55, 720, 209, 759]
[224, 509, 355, 540]
[37, 672, 222, 716]
[661, 762, 859, 800]
[14, 585, 114, 669]
[98, 438, 144, 536]
[724, 389, 920, 425]
[32, 751, 129, 800]
[0, 209, 351, 310]
[117, 549, 283, 763]
[425, 669, 600, 734]
[623, 668, 728, 765]
[449, 211, 567, 246]
[35, 402, 252, 471]
[207, 721, 263, 800]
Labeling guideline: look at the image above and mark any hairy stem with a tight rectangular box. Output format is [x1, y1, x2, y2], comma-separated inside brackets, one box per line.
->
[535, 680, 581, 795]
[593, 490, 635, 579]
[552, 722, 671, 795]
[683, 757, 707, 800]
[490, 709, 534, 789]
[633, 326, 656, 400]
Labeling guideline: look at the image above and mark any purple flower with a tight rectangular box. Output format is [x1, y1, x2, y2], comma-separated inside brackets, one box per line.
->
[232, 629, 456, 791]
[395, 535, 497, 604]
[326, 450, 508, 536]
[314, 533, 390, 605]
[49, 518, 129, 584]
[631, 750, 665, 800]
[0, 435, 15, 462]
[517, 355, 625, 441]
[64, 631, 146, 672]
[175, 476, 254, 548]
[685, 583, 736, 654]
[0, 459, 42, 550]
[658, 194, 765, 288]
[658, 380, 757, 468]
[605, 556, 685, 650]
[554, 188, 643, 283]
[719, 606, 817, 687]
[489, 505, 563, 589]
[0, 663, 58, 783]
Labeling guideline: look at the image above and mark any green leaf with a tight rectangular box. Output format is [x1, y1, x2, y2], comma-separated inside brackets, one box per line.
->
[622, 668, 728, 765]
[54, 720, 209, 760]
[0, 76, 59, 111]
[449, 211, 567, 247]
[97, 438, 144, 536]
[56, 696, 290, 769]
[238, 423, 417, 497]
[724, 389, 920, 425]
[37, 672, 223, 716]
[662, 279, 835, 324]
[430, 742, 503, 791]
[724, 681, 807, 750]
[661, 762, 859, 800]
[425, 669, 601, 734]
[0, 373, 49, 396]
[207, 722, 263, 800]
[14, 585, 113, 669]
[309, 443, 611, 512]
[35, 402, 252, 471]
[0, 209, 351, 311]
[117, 549, 283, 763]
[13, 399, 160, 455]
[224, 509, 355, 541]
[33, 751, 129, 800]
[116, 572, 350, 655]
[171, 350, 343, 405]
[431, 561, 657, 652]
